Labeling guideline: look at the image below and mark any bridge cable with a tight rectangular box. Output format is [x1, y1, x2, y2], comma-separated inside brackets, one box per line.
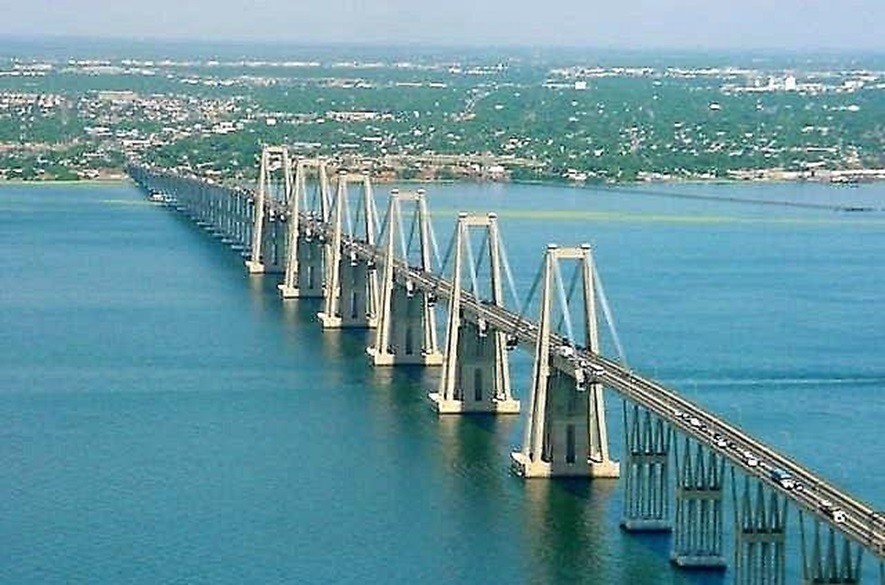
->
[497, 235, 521, 311]
[367, 182, 381, 238]
[364, 181, 378, 243]
[592, 262, 627, 365]
[396, 203, 410, 260]
[437, 223, 458, 278]
[552, 258, 576, 344]
[376, 203, 392, 257]
[463, 230, 480, 298]
[343, 186, 354, 239]
[309, 179, 321, 219]
[352, 189, 365, 242]
[515, 258, 546, 334]
[421, 198, 443, 272]
[404, 205, 418, 259]
[476, 229, 492, 301]
[556, 262, 582, 344]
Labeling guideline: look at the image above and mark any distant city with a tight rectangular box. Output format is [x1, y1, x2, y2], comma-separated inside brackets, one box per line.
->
[0, 44, 883, 185]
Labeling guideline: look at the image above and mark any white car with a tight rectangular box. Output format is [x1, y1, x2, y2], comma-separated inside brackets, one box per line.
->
[741, 450, 759, 467]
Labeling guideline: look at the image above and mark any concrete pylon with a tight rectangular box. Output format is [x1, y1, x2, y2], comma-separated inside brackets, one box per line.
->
[368, 189, 443, 366]
[429, 212, 519, 414]
[246, 145, 291, 275]
[670, 438, 726, 568]
[800, 511, 863, 585]
[318, 171, 380, 329]
[621, 403, 672, 531]
[278, 159, 330, 299]
[511, 244, 619, 479]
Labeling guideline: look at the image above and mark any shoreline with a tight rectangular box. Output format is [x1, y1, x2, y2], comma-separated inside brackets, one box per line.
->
[1, 175, 882, 190]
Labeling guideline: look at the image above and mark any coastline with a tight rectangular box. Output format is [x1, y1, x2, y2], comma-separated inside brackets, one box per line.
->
[1, 174, 882, 190]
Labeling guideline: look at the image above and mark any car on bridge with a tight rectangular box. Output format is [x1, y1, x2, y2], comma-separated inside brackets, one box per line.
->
[769, 468, 796, 489]
[819, 499, 846, 523]
[739, 449, 760, 468]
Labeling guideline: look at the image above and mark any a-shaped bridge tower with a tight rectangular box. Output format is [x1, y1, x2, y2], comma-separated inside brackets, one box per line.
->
[246, 146, 292, 275]
[429, 212, 520, 414]
[317, 171, 381, 329]
[368, 189, 443, 366]
[278, 157, 332, 298]
[511, 244, 620, 478]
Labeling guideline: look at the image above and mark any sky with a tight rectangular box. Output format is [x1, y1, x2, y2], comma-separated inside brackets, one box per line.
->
[1, 0, 882, 51]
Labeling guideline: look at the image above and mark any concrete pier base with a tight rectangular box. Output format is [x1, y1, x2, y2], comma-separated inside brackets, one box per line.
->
[670, 554, 728, 569]
[368, 347, 443, 367]
[245, 260, 265, 274]
[428, 392, 520, 414]
[278, 281, 324, 299]
[510, 452, 620, 479]
[620, 518, 672, 532]
[318, 312, 378, 330]
[277, 284, 302, 299]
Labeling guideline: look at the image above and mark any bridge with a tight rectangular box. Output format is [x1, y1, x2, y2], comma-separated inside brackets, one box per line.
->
[129, 145, 884, 585]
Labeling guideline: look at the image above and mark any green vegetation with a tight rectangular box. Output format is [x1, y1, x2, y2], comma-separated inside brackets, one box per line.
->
[0, 48, 883, 184]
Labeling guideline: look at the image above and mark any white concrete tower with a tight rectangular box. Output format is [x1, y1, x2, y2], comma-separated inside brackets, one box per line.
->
[368, 189, 443, 366]
[511, 244, 619, 478]
[429, 212, 519, 414]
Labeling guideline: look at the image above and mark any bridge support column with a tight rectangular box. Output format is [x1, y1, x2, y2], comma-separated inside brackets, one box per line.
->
[620, 403, 672, 531]
[329, 256, 377, 327]
[368, 189, 442, 366]
[511, 244, 619, 479]
[371, 283, 443, 365]
[279, 159, 329, 299]
[732, 473, 788, 584]
[800, 512, 863, 584]
[318, 172, 379, 328]
[261, 213, 287, 274]
[431, 319, 519, 413]
[430, 213, 519, 414]
[246, 146, 290, 275]
[670, 438, 726, 568]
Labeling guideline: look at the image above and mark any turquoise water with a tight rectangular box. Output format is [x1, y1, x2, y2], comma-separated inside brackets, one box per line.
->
[1, 181, 883, 584]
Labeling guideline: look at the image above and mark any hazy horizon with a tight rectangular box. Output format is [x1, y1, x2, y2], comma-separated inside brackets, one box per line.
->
[1, 0, 882, 52]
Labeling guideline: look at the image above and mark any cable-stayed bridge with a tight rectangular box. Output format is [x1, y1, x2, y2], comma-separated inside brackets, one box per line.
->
[128, 146, 884, 584]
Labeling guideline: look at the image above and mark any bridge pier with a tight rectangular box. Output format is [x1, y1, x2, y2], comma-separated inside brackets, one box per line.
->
[368, 189, 442, 366]
[371, 282, 443, 365]
[430, 212, 519, 414]
[511, 244, 619, 479]
[278, 159, 330, 299]
[732, 472, 788, 584]
[246, 146, 290, 275]
[318, 172, 379, 329]
[280, 233, 326, 298]
[800, 511, 863, 584]
[620, 403, 672, 531]
[670, 437, 726, 568]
